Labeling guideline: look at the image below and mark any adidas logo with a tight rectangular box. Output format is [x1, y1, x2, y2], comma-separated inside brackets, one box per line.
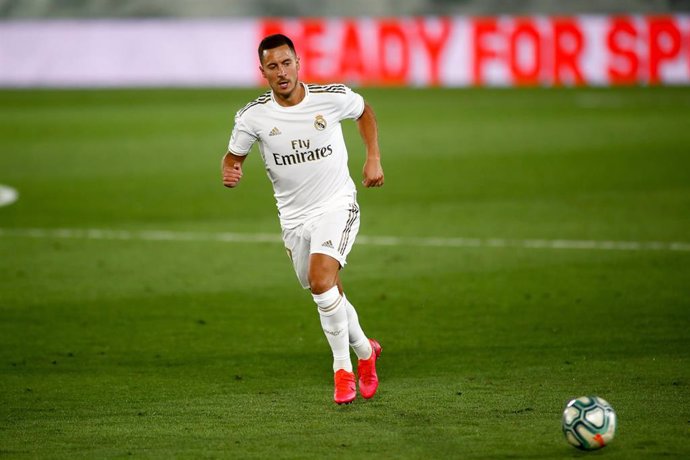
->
[269, 126, 282, 136]
[322, 240, 334, 249]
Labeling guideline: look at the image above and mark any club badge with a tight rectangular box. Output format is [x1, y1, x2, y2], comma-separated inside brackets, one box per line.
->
[314, 114, 327, 131]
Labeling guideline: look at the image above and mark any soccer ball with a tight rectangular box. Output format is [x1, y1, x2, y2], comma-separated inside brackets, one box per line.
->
[562, 396, 616, 450]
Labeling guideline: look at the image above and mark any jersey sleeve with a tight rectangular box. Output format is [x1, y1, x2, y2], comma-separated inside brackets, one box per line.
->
[227, 112, 257, 156]
[338, 85, 366, 121]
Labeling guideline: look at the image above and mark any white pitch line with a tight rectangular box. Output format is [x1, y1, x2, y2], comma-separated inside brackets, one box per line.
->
[0, 227, 689, 252]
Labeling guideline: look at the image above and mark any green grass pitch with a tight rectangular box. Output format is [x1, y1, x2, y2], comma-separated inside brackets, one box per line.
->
[1, 87, 689, 458]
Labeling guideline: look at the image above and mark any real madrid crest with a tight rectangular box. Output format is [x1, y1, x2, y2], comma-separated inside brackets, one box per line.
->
[314, 114, 327, 131]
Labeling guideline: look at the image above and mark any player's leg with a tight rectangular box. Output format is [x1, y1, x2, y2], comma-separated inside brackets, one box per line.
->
[346, 302, 371, 358]
[309, 253, 355, 404]
[331, 276, 373, 361]
[282, 224, 356, 404]
[309, 203, 382, 401]
[309, 253, 351, 372]
[335, 276, 382, 399]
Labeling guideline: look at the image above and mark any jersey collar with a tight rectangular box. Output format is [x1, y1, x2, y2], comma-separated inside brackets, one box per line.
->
[270, 82, 309, 110]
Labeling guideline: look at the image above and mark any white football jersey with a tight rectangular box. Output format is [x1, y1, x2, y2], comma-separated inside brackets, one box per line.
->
[228, 83, 365, 229]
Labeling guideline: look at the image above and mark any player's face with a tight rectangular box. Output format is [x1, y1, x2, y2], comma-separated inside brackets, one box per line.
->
[260, 45, 301, 102]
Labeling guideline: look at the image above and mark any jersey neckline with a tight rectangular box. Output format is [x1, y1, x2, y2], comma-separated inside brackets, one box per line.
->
[270, 82, 309, 111]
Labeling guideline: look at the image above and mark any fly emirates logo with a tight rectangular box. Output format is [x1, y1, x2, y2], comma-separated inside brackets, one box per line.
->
[272, 139, 333, 166]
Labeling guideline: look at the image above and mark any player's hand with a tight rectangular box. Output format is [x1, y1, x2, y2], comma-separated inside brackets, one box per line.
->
[362, 158, 384, 188]
[223, 162, 243, 188]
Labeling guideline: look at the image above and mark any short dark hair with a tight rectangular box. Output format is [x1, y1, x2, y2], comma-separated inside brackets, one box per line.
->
[258, 34, 296, 63]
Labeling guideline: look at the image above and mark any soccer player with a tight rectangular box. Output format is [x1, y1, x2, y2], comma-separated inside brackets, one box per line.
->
[222, 34, 384, 405]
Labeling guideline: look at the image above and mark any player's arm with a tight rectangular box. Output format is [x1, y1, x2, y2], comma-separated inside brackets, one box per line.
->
[222, 151, 247, 188]
[357, 102, 384, 188]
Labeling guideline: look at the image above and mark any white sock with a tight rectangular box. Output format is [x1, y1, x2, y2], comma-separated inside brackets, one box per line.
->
[313, 286, 352, 372]
[343, 294, 373, 360]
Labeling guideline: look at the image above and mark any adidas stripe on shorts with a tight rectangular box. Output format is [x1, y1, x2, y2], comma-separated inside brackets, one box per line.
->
[282, 202, 360, 289]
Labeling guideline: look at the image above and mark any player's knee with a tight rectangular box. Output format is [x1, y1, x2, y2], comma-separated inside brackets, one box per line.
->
[309, 277, 335, 295]
[308, 253, 341, 294]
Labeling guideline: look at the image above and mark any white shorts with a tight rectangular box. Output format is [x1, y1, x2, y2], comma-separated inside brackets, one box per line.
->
[282, 202, 360, 289]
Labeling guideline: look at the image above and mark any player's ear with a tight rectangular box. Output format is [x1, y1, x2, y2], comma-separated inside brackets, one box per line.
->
[295, 56, 300, 72]
[259, 65, 267, 80]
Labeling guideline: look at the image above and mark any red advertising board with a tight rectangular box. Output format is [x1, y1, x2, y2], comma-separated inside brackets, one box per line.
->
[260, 16, 690, 86]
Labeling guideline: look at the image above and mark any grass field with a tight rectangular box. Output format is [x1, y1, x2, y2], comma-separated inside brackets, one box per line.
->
[1, 86, 689, 458]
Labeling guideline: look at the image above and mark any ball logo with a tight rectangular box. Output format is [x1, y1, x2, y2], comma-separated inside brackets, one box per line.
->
[314, 114, 327, 131]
